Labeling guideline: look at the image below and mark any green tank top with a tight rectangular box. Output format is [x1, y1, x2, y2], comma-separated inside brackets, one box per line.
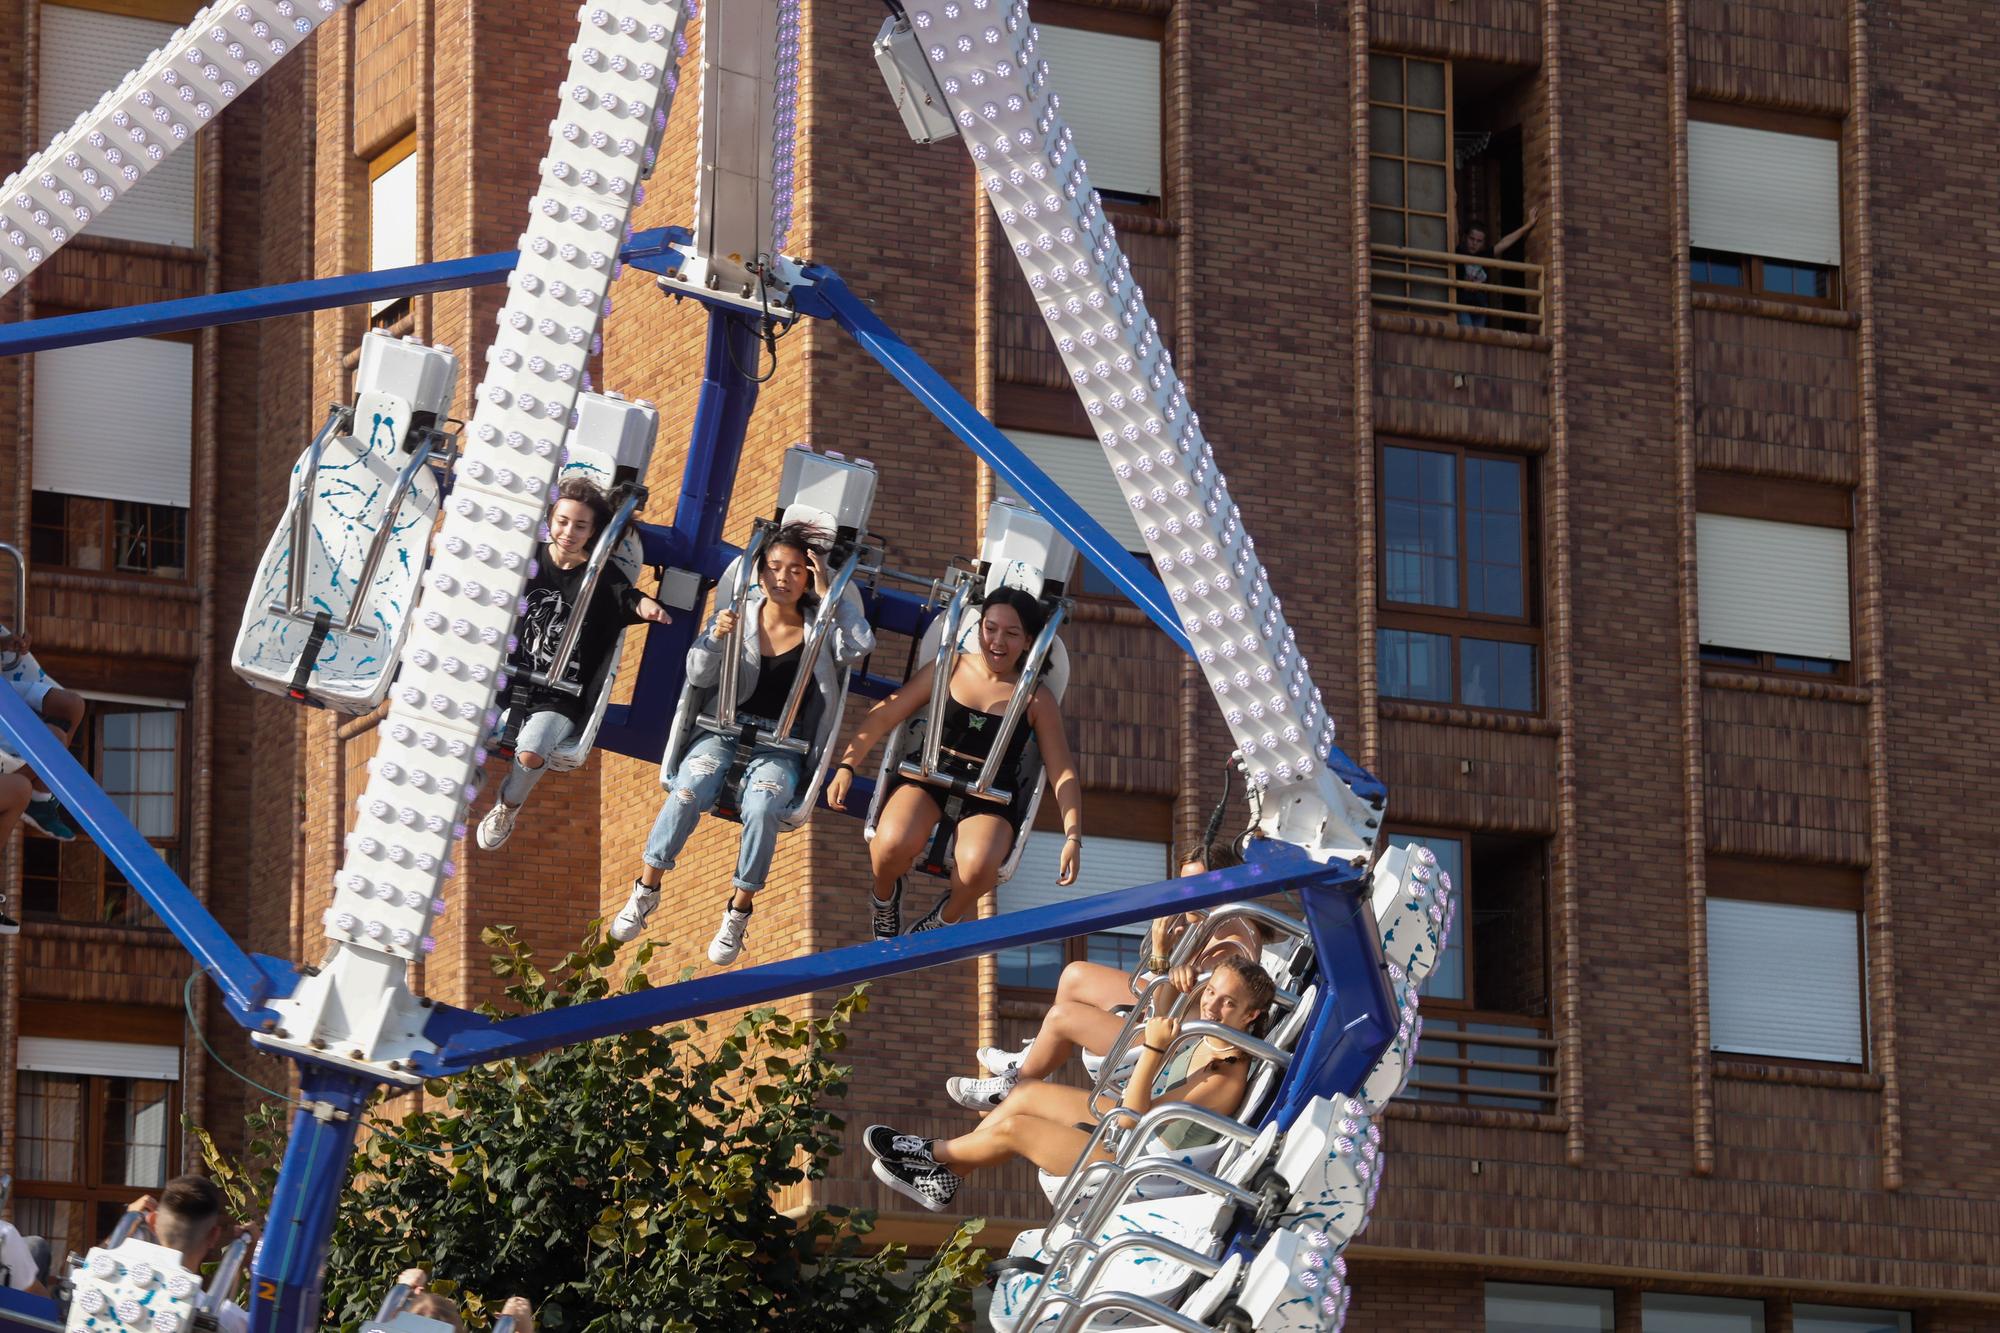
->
[1147, 1043, 1241, 1153]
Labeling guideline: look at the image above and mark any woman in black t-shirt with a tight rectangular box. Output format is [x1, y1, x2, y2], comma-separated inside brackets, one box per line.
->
[475, 478, 669, 852]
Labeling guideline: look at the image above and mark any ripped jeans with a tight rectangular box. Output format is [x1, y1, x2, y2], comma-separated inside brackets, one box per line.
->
[643, 732, 803, 892]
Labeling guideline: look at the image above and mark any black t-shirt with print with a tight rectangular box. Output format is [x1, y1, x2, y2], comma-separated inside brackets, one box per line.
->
[508, 551, 646, 724]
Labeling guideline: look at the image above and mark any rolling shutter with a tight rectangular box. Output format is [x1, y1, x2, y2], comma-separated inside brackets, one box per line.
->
[1034, 25, 1161, 200]
[995, 430, 1147, 553]
[1696, 514, 1850, 662]
[38, 5, 197, 248]
[369, 151, 419, 312]
[33, 337, 195, 508]
[1689, 120, 1841, 267]
[18, 1038, 180, 1081]
[997, 833, 1168, 937]
[1707, 897, 1864, 1065]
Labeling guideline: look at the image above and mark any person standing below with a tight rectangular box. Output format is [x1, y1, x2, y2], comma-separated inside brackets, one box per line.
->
[1457, 207, 1539, 328]
[475, 478, 671, 852]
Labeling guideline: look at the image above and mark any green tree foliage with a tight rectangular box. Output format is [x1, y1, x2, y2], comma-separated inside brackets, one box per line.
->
[198, 927, 986, 1332]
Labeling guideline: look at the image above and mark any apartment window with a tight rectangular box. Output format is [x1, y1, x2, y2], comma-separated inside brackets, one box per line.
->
[1707, 860, 1865, 1067]
[1689, 113, 1842, 308]
[39, 5, 198, 248]
[1643, 1294, 1765, 1333]
[994, 430, 1150, 558]
[369, 135, 419, 323]
[1793, 1307, 1911, 1333]
[31, 336, 194, 580]
[14, 1033, 181, 1264]
[21, 699, 183, 928]
[1394, 831, 1555, 1112]
[1369, 54, 1452, 309]
[1379, 443, 1538, 712]
[995, 798, 1170, 991]
[1696, 475, 1850, 679]
[1031, 16, 1160, 204]
[1486, 1283, 1614, 1333]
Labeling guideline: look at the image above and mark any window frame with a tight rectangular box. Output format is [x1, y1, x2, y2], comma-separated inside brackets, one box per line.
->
[1687, 104, 1844, 313]
[1026, 0, 1165, 214]
[1689, 246, 1842, 309]
[994, 792, 1172, 1001]
[20, 696, 186, 928]
[1695, 472, 1854, 684]
[366, 132, 419, 327]
[1377, 439, 1542, 714]
[1367, 52, 1456, 312]
[1706, 858, 1868, 1072]
[30, 490, 191, 581]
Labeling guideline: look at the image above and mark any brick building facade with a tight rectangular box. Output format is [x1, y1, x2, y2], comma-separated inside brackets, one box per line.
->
[2, 0, 1997, 1327]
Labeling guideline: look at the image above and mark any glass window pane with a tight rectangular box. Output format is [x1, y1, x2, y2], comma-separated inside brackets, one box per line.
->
[1369, 157, 1404, 209]
[1384, 446, 1459, 608]
[1408, 214, 1448, 252]
[1368, 53, 1402, 103]
[1793, 1307, 1911, 1333]
[1487, 1283, 1614, 1332]
[1461, 639, 1537, 712]
[1087, 932, 1143, 974]
[1466, 457, 1526, 618]
[1407, 110, 1446, 162]
[103, 712, 136, 750]
[1406, 58, 1445, 109]
[139, 712, 176, 748]
[1379, 630, 1453, 704]
[1398, 835, 1464, 1000]
[997, 942, 1066, 990]
[102, 1078, 173, 1189]
[15, 1072, 85, 1183]
[103, 749, 137, 799]
[1370, 208, 1406, 247]
[1407, 162, 1448, 213]
[1369, 104, 1403, 155]
[1642, 1293, 1765, 1333]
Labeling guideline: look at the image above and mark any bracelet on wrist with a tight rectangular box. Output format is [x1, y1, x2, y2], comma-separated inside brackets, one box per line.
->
[1142, 1043, 1167, 1055]
[1146, 954, 1171, 973]
[1064, 832, 1082, 843]
[832, 761, 855, 774]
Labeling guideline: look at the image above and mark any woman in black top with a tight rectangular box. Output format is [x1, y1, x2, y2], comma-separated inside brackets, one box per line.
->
[475, 478, 669, 852]
[827, 587, 1083, 937]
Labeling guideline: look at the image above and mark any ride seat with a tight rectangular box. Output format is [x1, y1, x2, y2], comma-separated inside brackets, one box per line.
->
[512, 391, 660, 773]
[233, 332, 458, 712]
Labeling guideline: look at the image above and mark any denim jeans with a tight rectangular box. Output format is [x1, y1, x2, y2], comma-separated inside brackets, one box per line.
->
[498, 709, 578, 807]
[644, 731, 803, 892]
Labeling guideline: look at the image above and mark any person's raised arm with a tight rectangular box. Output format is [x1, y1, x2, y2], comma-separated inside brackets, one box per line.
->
[1493, 205, 1541, 256]
[825, 663, 936, 809]
[1030, 686, 1084, 885]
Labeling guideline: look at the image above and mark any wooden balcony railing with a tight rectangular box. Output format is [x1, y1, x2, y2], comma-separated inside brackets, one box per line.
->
[1410, 1009, 1557, 1110]
[1370, 243, 1545, 331]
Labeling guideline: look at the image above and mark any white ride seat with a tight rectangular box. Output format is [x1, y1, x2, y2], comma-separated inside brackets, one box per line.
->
[500, 390, 660, 773]
[862, 499, 1074, 885]
[658, 446, 878, 830]
[233, 332, 458, 712]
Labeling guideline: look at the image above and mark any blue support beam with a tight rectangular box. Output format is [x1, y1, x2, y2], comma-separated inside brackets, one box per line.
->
[247, 1067, 376, 1333]
[0, 227, 691, 358]
[413, 845, 1370, 1075]
[0, 680, 291, 1023]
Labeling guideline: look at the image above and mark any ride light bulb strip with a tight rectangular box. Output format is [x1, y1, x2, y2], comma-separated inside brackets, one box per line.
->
[320, 0, 691, 964]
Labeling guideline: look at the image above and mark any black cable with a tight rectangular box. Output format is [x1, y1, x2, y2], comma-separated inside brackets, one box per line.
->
[1199, 755, 1235, 859]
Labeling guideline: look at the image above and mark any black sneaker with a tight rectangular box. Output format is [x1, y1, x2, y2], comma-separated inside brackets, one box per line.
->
[0, 907, 18, 936]
[863, 1124, 936, 1165]
[22, 797, 77, 843]
[907, 894, 956, 934]
[873, 1157, 962, 1213]
[870, 878, 903, 941]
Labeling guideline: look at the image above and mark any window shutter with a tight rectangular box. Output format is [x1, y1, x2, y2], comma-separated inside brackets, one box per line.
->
[33, 338, 194, 508]
[17, 1038, 180, 1081]
[370, 152, 419, 311]
[997, 833, 1169, 936]
[1486, 1284, 1615, 1333]
[38, 6, 197, 248]
[994, 430, 1148, 553]
[1034, 25, 1161, 199]
[1707, 898, 1864, 1065]
[1689, 120, 1841, 267]
[1696, 514, 1850, 661]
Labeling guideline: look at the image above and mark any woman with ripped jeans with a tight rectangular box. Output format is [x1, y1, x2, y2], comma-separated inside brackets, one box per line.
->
[611, 520, 874, 965]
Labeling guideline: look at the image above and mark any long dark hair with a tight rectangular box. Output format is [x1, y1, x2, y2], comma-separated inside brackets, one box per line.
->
[555, 476, 613, 535]
[764, 519, 833, 610]
[975, 586, 1048, 673]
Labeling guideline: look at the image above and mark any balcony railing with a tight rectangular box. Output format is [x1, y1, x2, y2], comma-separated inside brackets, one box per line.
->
[1370, 244, 1545, 331]
[1410, 1009, 1557, 1111]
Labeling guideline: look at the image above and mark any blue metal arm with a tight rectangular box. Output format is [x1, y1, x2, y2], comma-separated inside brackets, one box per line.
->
[411, 843, 1369, 1076]
[790, 268, 1190, 655]
[0, 681, 291, 1023]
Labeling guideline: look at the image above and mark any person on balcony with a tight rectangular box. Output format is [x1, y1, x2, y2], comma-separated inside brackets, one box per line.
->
[1458, 206, 1539, 328]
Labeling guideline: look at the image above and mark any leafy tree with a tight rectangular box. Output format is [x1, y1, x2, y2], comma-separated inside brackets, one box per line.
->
[198, 928, 986, 1332]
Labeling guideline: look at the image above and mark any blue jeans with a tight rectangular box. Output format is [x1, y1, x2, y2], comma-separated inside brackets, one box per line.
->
[644, 732, 802, 892]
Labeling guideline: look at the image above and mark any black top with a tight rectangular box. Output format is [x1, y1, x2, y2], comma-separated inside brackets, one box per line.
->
[508, 551, 647, 724]
[934, 690, 1035, 790]
[738, 640, 805, 733]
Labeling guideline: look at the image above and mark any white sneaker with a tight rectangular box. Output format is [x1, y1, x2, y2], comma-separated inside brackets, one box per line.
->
[946, 1069, 1017, 1110]
[609, 879, 660, 943]
[978, 1043, 1031, 1077]
[475, 802, 519, 851]
[707, 903, 752, 966]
